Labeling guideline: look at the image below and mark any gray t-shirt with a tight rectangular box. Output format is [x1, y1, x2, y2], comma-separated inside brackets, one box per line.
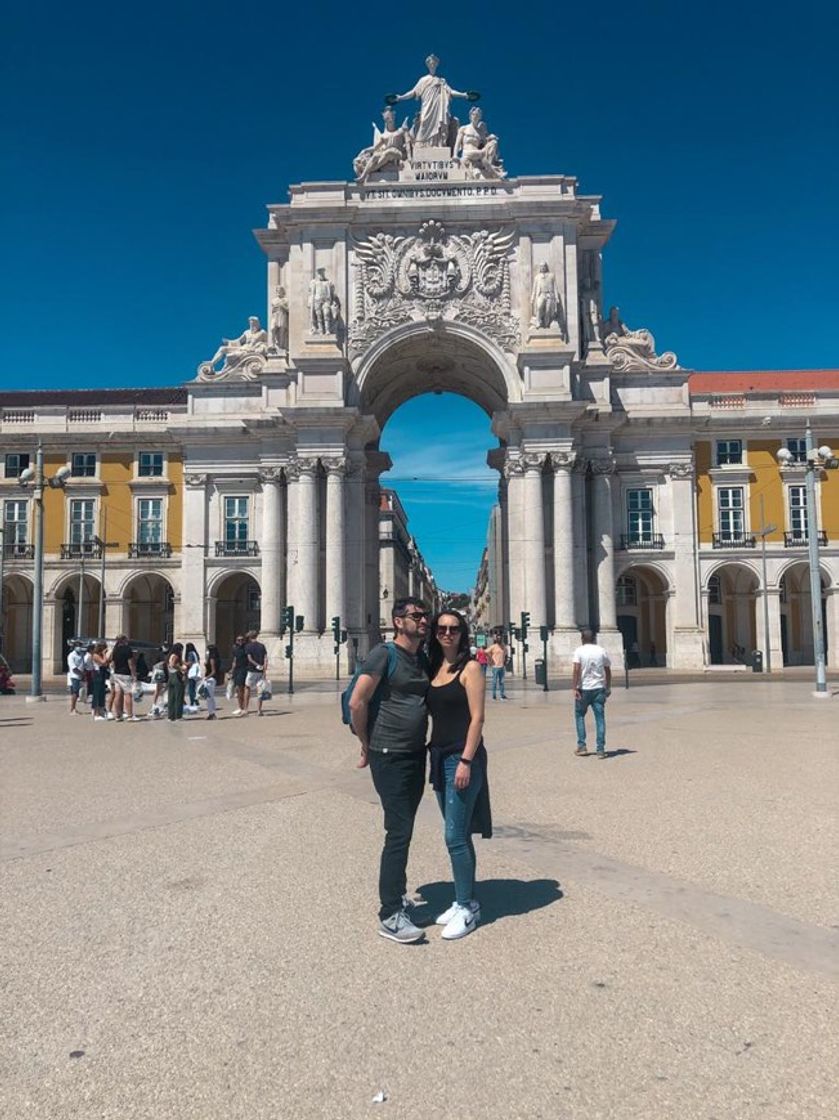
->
[364, 642, 429, 755]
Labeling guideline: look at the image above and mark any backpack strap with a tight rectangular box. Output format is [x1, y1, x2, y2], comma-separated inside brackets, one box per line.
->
[383, 641, 399, 682]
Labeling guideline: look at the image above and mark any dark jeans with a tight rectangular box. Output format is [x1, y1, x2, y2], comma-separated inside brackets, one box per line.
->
[369, 749, 426, 921]
[167, 672, 185, 721]
[436, 752, 483, 906]
[91, 671, 107, 710]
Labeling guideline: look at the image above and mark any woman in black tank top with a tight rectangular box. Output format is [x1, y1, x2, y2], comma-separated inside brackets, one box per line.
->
[426, 609, 491, 940]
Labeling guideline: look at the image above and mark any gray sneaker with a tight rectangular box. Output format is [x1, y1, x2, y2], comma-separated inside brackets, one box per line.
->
[378, 909, 425, 944]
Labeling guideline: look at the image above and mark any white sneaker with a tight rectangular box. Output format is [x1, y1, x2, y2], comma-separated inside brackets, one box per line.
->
[127, 716, 142, 722]
[106, 712, 115, 721]
[231, 709, 242, 716]
[441, 903, 479, 940]
[94, 716, 107, 722]
[435, 899, 481, 926]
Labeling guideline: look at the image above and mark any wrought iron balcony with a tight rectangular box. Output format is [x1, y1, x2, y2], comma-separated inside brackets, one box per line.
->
[215, 539, 260, 557]
[129, 541, 173, 559]
[712, 532, 756, 549]
[620, 533, 665, 551]
[60, 541, 103, 559]
[2, 542, 34, 560]
[784, 531, 828, 548]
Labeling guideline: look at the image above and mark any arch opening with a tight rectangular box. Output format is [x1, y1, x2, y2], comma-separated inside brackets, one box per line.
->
[1, 574, 33, 673]
[124, 573, 175, 648]
[779, 562, 830, 666]
[616, 566, 669, 667]
[705, 562, 759, 665]
[212, 572, 261, 657]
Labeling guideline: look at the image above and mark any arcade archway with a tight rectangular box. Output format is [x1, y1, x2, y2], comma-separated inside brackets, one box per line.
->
[212, 572, 261, 658]
[779, 562, 829, 666]
[124, 573, 175, 647]
[705, 563, 758, 665]
[52, 573, 103, 668]
[1, 574, 33, 673]
[616, 565, 669, 667]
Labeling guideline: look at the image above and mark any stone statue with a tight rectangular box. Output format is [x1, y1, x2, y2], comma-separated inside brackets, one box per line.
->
[388, 54, 476, 149]
[354, 107, 413, 182]
[530, 263, 562, 330]
[580, 252, 603, 349]
[270, 286, 289, 351]
[308, 268, 340, 335]
[453, 106, 505, 180]
[602, 306, 679, 371]
[204, 318, 265, 369]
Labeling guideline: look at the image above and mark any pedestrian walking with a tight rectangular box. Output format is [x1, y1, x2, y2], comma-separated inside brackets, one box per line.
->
[572, 629, 612, 758]
[487, 633, 508, 700]
[90, 642, 109, 720]
[184, 642, 201, 709]
[203, 643, 223, 720]
[348, 597, 431, 944]
[149, 646, 168, 718]
[239, 629, 267, 717]
[427, 609, 492, 941]
[109, 636, 140, 721]
[166, 643, 186, 721]
[67, 642, 85, 714]
[475, 646, 488, 675]
[230, 636, 248, 715]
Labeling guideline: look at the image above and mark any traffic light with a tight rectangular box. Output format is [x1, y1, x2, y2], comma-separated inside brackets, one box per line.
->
[295, 614, 304, 633]
[520, 611, 530, 640]
[285, 644, 293, 659]
[539, 625, 549, 642]
[331, 616, 341, 643]
[282, 605, 295, 633]
[340, 629, 347, 644]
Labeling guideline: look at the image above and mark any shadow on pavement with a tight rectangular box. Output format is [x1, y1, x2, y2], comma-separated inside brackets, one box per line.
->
[414, 877, 563, 928]
[602, 748, 637, 759]
[0, 718, 33, 726]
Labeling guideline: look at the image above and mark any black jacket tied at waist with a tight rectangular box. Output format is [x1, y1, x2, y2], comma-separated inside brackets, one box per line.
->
[428, 741, 493, 839]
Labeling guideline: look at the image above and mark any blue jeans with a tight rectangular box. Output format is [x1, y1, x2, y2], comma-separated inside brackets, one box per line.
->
[575, 688, 607, 751]
[491, 666, 506, 699]
[436, 753, 483, 906]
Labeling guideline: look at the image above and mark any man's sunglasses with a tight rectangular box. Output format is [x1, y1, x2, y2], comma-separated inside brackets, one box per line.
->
[400, 610, 430, 621]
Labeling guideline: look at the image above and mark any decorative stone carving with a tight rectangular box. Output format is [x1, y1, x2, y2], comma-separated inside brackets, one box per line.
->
[308, 269, 341, 336]
[184, 473, 209, 488]
[579, 251, 603, 350]
[286, 458, 320, 481]
[453, 106, 505, 180]
[270, 287, 289, 352]
[350, 220, 518, 357]
[196, 317, 268, 381]
[521, 452, 546, 472]
[387, 55, 477, 150]
[602, 306, 679, 372]
[354, 108, 413, 182]
[530, 263, 563, 332]
[321, 456, 348, 476]
[668, 460, 695, 480]
[259, 466, 285, 484]
[551, 451, 576, 471]
[588, 455, 617, 476]
[502, 457, 525, 479]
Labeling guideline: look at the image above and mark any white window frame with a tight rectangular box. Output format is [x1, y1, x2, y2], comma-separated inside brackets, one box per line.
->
[715, 439, 743, 467]
[4, 452, 30, 480]
[137, 451, 167, 479]
[626, 488, 655, 543]
[717, 486, 746, 541]
[70, 451, 98, 478]
[68, 497, 97, 545]
[785, 438, 807, 465]
[3, 498, 29, 552]
[223, 495, 250, 545]
[616, 574, 637, 606]
[136, 497, 165, 546]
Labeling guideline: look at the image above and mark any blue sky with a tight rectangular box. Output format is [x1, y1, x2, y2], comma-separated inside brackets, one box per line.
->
[3, 0, 837, 590]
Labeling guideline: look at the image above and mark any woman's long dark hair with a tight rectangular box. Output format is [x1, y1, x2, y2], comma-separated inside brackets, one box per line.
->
[427, 609, 472, 677]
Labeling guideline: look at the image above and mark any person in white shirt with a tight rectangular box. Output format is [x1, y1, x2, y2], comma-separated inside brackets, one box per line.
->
[66, 644, 85, 714]
[571, 629, 612, 758]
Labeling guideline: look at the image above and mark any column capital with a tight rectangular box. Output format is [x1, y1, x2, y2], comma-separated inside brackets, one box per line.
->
[286, 457, 319, 481]
[503, 457, 525, 480]
[588, 455, 617, 476]
[521, 452, 547, 473]
[550, 450, 577, 472]
[667, 458, 695, 480]
[184, 472, 209, 489]
[321, 456, 348, 477]
[258, 465, 285, 484]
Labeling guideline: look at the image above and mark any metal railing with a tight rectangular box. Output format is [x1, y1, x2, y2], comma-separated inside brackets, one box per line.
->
[129, 541, 173, 558]
[215, 540, 260, 557]
[784, 531, 828, 548]
[620, 533, 665, 550]
[60, 541, 103, 559]
[712, 532, 756, 549]
[2, 542, 35, 560]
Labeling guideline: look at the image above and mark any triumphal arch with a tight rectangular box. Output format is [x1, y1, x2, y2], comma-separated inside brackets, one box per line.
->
[186, 57, 703, 673]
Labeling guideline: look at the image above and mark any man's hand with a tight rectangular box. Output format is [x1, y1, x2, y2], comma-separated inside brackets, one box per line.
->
[356, 746, 369, 770]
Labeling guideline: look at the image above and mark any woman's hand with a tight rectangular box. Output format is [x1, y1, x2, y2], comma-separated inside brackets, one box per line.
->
[454, 761, 471, 790]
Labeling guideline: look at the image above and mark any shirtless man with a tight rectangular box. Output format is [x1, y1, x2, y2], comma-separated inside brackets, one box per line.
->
[487, 633, 508, 700]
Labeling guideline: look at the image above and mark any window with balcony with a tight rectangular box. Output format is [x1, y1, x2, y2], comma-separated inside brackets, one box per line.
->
[786, 438, 807, 464]
[624, 488, 659, 548]
[138, 452, 165, 477]
[715, 440, 743, 466]
[788, 486, 807, 541]
[3, 499, 30, 558]
[134, 498, 165, 555]
[4, 453, 30, 479]
[71, 452, 97, 478]
[716, 486, 746, 544]
[66, 498, 97, 556]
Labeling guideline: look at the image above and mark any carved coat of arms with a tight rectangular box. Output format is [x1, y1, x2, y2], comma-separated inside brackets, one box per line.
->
[350, 220, 518, 358]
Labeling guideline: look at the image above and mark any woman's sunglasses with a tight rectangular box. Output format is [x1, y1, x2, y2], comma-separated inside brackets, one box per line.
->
[436, 625, 462, 635]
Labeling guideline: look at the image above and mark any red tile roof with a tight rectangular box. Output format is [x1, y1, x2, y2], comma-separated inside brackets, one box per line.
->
[690, 371, 839, 394]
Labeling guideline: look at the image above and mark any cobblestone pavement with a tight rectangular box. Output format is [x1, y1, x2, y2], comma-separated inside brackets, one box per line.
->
[2, 680, 837, 1119]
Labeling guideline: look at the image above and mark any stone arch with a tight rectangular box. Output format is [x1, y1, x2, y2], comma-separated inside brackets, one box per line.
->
[1, 572, 34, 673]
[210, 571, 261, 657]
[615, 563, 671, 667]
[351, 320, 520, 425]
[703, 561, 759, 665]
[123, 572, 175, 647]
[49, 570, 103, 665]
[777, 560, 830, 666]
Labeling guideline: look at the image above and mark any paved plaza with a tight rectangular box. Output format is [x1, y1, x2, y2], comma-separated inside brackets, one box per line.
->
[2, 679, 837, 1119]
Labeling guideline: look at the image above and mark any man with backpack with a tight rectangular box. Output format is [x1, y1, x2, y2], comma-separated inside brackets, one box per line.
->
[348, 597, 431, 944]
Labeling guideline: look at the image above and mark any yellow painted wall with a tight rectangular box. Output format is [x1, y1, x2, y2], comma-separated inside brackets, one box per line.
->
[747, 442, 785, 541]
[695, 441, 713, 543]
[822, 458, 839, 540]
[168, 455, 183, 549]
[43, 456, 67, 553]
[100, 455, 133, 550]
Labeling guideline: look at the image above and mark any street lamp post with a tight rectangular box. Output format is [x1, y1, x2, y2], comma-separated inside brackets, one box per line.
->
[777, 425, 837, 698]
[19, 444, 70, 701]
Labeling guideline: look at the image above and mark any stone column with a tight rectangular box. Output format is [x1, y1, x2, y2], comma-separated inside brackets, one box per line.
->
[825, 590, 839, 670]
[667, 459, 705, 668]
[552, 453, 575, 628]
[763, 587, 784, 672]
[259, 466, 284, 638]
[503, 458, 526, 624]
[590, 457, 617, 631]
[323, 457, 347, 627]
[286, 457, 319, 631]
[180, 473, 209, 645]
[522, 453, 547, 627]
